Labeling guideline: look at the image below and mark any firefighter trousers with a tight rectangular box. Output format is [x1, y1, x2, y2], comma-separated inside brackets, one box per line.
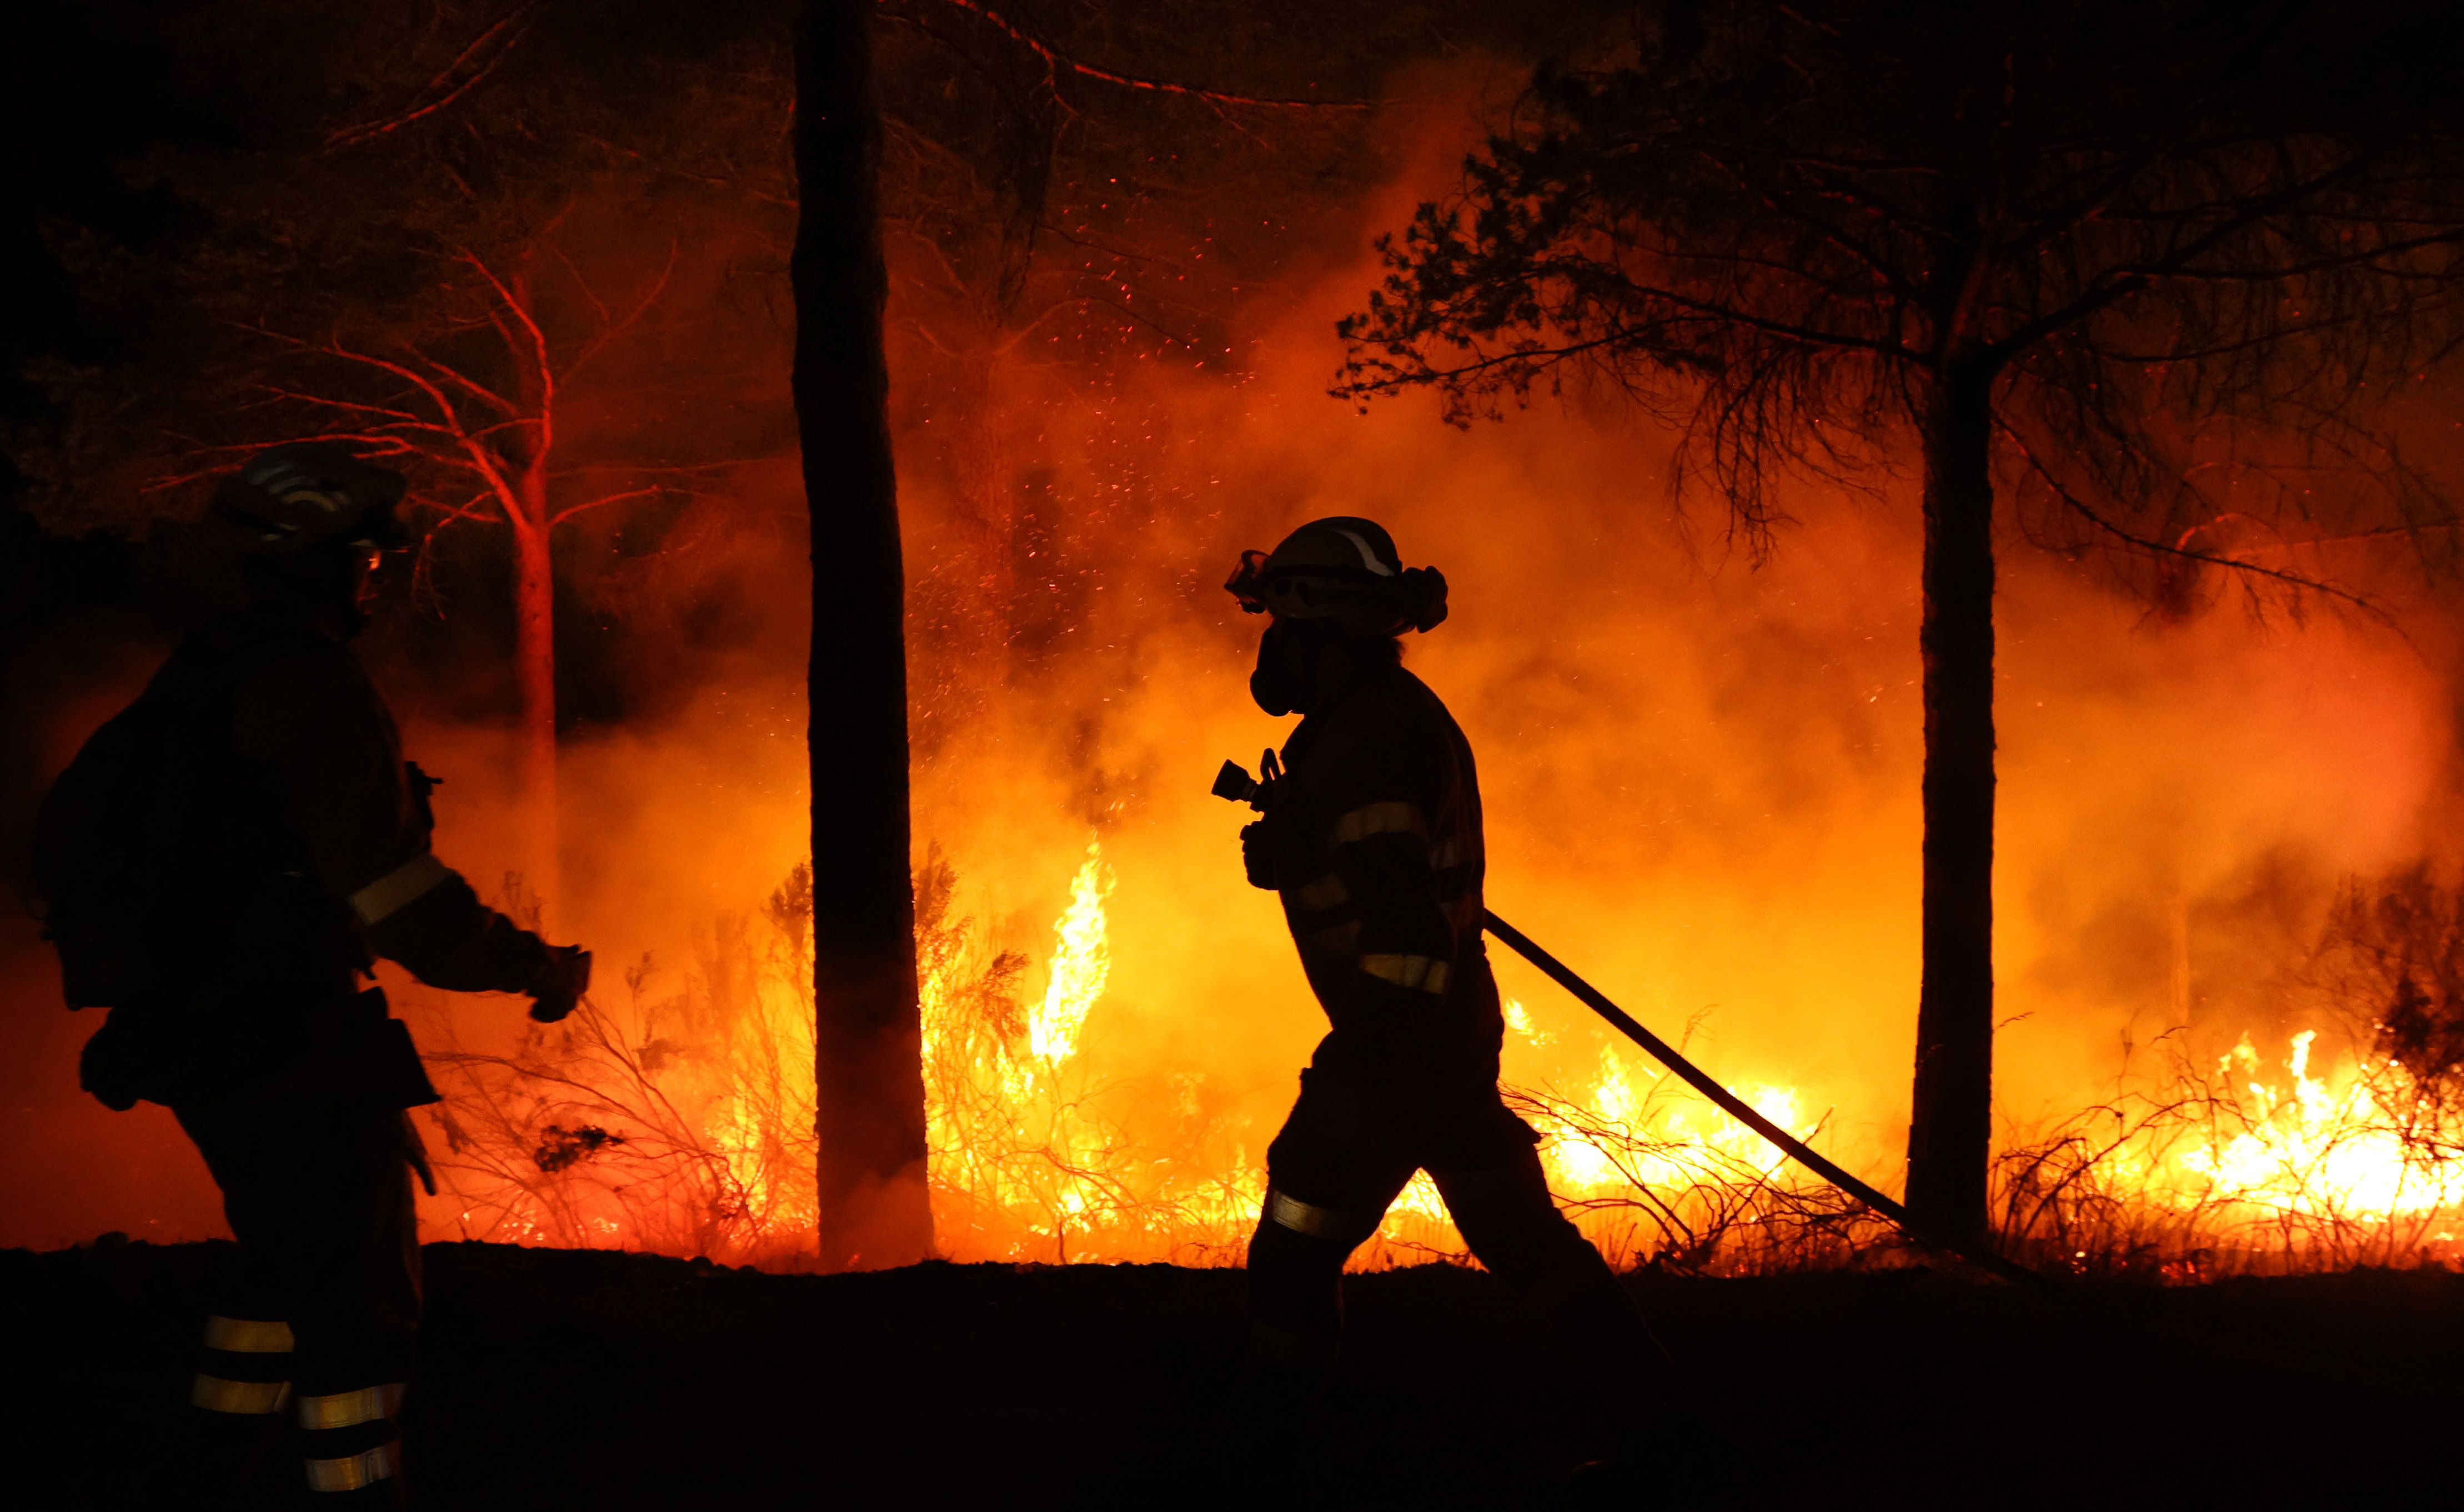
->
[174, 1083, 422, 1504]
[1235, 1069, 1702, 1468]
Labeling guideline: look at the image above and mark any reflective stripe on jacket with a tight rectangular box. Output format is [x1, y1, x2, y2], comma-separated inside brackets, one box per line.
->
[1265, 663, 1502, 1083]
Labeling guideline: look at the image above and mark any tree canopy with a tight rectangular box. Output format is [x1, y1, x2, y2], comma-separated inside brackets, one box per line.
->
[1342, 0, 2464, 591]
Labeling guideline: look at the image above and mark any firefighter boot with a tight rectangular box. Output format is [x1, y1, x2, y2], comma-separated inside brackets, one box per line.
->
[1538, 1265, 1716, 1508]
[1220, 1320, 1340, 1499]
[1221, 1214, 1352, 1495]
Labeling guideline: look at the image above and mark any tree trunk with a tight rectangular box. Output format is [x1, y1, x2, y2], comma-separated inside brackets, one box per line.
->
[1903, 365, 1997, 1241]
[792, 0, 934, 1271]
[510, 467, 560, 919]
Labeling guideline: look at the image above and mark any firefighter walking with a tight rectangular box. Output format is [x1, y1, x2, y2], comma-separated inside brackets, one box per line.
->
[34, 444, 591, 1505]
[1220, 518, 1704, 1495]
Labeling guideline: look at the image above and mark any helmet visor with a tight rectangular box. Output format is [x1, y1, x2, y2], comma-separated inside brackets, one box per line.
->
[1224, 550, 1272, 614]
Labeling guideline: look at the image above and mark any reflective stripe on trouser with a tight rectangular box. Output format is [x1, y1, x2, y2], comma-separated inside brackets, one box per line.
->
[193, 1314, 295, 1414]
[305, 1439, 401, 1494]
[298, 1383, 407, 1432]
[1360, 952, 1450, 994]
[192, 1374, 292, 1414]
[204, 1314, 296, 1352]
[1264, 1187, 1381, 1248]
[299, 1382, 407, 1494]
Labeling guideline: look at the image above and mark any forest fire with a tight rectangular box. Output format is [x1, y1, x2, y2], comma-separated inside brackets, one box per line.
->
[1025, 840, 1114, 1066]
[326, 134, 2464, 1276]
[354, 226, 2463, 1278]
[408, 782, 2464, 1277]
[19, 5, 2464, 1506]
[2189, 1031, 2464, 1224]
[2000, 1027, 2464, 1272]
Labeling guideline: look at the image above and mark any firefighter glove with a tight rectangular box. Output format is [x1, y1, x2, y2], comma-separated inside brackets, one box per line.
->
[1241, 821, 1278, 891]
[527, 945, 592, 1024]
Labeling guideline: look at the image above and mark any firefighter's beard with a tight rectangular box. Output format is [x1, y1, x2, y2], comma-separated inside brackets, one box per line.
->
[1249, 618, 1318, 717]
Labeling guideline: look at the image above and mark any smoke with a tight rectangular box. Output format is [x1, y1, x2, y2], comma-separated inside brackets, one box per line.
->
[861, 97, 2462, 1251]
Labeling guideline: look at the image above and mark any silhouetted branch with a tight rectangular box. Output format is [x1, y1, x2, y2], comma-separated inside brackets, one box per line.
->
[548, 486, 662, 527]
[1998, 419, 2381, 613]
[324, 2, 550, 151]
[909, 0, 1376, 111]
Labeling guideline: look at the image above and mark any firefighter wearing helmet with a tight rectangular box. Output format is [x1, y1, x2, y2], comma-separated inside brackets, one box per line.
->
[33, 443, 591, 1505]
[1221, 518, 1702, 1490]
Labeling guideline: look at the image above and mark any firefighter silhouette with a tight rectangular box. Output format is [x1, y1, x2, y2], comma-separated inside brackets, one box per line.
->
[34, 443, 591, 1505]
[1221, 518, 1703, 1492]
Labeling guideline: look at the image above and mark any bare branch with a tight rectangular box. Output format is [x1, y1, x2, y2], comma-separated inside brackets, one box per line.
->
[547, 486, 662, 527]
[459, 250, 556, 408]
[1999, 418, 2382, 614]
[324, 2, 548, 151]
[906, 0, 1377, 112]
[560, 239, 679, 387]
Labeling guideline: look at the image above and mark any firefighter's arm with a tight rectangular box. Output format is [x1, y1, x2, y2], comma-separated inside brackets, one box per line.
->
[351, 864, 561, 1001]
[1324, 802, 1458, 1005]
[230, 649, 576, 1014]
[1278, 754, 1456, 1016]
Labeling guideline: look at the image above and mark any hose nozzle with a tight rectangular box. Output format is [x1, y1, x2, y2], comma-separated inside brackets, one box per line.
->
[1211, 749, 1281, 810]
[1211, 759, 1263, 808]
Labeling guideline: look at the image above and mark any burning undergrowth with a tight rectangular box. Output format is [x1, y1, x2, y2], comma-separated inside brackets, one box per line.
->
[915, 843, 1265, 1264]
[1992, 1028, 2464, 1279]
[39, 203, 2456, 1273]
[0, 0, 2435, 1321]
[415, 848, 1268, 1269]
[403, 853, 2464, 1277]
[413, 875, 813, 1264]
[1994, 866, 2464, 1279]
[16, 40, 2461, 1279]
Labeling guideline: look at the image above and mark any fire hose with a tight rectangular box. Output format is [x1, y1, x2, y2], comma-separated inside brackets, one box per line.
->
[1213, 757, 2050, 1287]
[1476, 911, 2049, 1287]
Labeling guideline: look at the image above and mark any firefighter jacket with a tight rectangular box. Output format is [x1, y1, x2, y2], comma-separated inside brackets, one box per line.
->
[1263, 661, 1505, 1091]
[225, 620, 549, 993]
[89, 612, 550, 1103]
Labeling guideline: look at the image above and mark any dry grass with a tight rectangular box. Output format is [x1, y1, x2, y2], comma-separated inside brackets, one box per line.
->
[408, 861, 2464, 1279]
[415, 874, 818, 1266]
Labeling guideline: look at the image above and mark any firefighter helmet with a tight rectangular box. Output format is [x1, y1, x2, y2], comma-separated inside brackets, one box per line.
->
[207, 443, 411, 557]
[1224, 516, 1447, 636]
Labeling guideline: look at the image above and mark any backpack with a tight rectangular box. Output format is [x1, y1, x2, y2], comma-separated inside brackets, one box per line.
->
[31, 693, 187, 1011]
[27, 634, 291, 1012]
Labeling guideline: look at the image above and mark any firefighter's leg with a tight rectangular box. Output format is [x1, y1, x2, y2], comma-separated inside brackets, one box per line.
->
[182, 1090, 422, 1505]
[288, 1097, 422, 1505]
[1433, 1131, 1708, 1485]
[174, 1102, 300, 1505]
[177, 1264, 297, 1505]
[1228, 1072, 1411, 1462]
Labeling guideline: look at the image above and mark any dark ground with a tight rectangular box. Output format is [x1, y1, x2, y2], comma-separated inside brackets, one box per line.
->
[7, 1239, 2461, 1509]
